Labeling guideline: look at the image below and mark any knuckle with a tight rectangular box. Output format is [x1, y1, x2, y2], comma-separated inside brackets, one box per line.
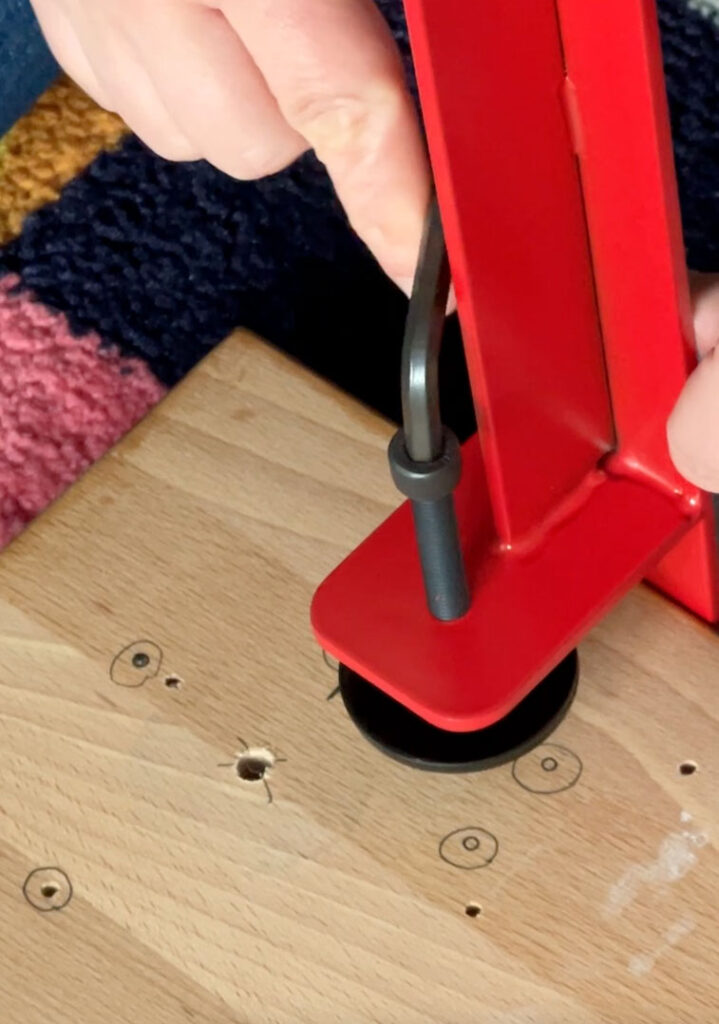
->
[287, 83, 398, 154]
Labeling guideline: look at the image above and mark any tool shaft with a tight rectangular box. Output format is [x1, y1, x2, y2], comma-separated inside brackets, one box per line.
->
[390, 194, 470, 621]
[411, 495, 469, 621]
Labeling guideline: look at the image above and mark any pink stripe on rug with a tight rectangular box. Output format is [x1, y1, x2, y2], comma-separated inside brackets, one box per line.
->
[0, 275, 166, 546]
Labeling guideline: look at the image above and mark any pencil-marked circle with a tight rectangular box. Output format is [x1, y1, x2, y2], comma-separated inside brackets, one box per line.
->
[23, 867, 73, 912]
[439, 827, 498, 869]
[110, 640, 163, 688]
[512, 743, 582, 794]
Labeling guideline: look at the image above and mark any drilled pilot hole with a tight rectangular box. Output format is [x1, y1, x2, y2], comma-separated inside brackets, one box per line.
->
[236, 751, 274, 782]
[465, 902, 482, 918]
[679, 761, 697, 776]
[22, 867, 73, 912]
[132, 652, 150, 669]
[164, 675, 182, 690]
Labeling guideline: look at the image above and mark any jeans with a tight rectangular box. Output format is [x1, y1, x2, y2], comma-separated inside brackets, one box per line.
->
[0, 0, 57, 136]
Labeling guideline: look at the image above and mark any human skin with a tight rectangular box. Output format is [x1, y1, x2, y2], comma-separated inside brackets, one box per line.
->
[668, 271, 719, 491]
[28, 0, 430, 295]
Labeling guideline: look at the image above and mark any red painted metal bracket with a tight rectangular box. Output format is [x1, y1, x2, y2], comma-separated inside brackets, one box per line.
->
[311, 0, 719, 733]
[313, 444, 698, 731]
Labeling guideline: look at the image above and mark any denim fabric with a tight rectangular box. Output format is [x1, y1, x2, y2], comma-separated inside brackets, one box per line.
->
[0, 0, 57, 137]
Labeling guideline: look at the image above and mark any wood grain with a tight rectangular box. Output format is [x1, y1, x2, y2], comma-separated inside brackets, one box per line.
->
[0, 332, 716, 1023]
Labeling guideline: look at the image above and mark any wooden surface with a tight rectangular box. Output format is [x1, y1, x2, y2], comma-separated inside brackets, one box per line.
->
[0, 333, 717, 1024]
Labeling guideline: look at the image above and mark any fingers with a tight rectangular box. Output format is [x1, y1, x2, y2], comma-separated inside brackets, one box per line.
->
[668, 347, 719, 491]
[30, 0, 111, 108]
[129, 3, 307, 179]
[221, 0, 431, 288]
[667, 272, 719, 491]
[31, 0, 430, 289]
[89, 45, 201, 162]
[689, 271, 719, 358]
[33, 0, 199, 161]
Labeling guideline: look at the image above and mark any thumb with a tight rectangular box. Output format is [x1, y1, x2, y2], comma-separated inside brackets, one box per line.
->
[667, 272, 719, 491]
[690, 271, 719, 357]
[668, 347, 719, 491]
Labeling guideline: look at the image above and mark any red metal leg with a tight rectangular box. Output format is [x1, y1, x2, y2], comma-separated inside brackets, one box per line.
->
[311, 0, 719, 735]
[556, 0, 719, 620]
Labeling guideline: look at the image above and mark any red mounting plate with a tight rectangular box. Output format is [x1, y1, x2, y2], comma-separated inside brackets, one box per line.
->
[312, 442, 698, 732]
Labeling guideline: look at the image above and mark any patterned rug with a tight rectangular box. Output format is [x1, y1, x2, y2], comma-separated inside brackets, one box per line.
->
[0, 0, 718, 548]
[0, 71, 415, 548]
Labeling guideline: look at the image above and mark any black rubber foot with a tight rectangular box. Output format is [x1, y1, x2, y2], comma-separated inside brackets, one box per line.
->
[338, 651, 579, 772]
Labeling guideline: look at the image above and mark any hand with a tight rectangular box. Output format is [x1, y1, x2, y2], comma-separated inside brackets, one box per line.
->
[30, 0, 430, 292]
[668, 272, 719, 491]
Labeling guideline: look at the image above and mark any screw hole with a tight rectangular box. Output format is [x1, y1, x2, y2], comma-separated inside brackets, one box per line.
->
[236, 751, 273, 782]
[465, 902, 482, 918]
[679, 761, 697, 776]
[23, 868, 73, 912]
[132, 652, 150, 669]
[164, 675, 182, 690]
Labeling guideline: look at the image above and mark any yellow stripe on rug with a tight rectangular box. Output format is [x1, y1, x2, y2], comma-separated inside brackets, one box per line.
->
[0, 76, 126, 245]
